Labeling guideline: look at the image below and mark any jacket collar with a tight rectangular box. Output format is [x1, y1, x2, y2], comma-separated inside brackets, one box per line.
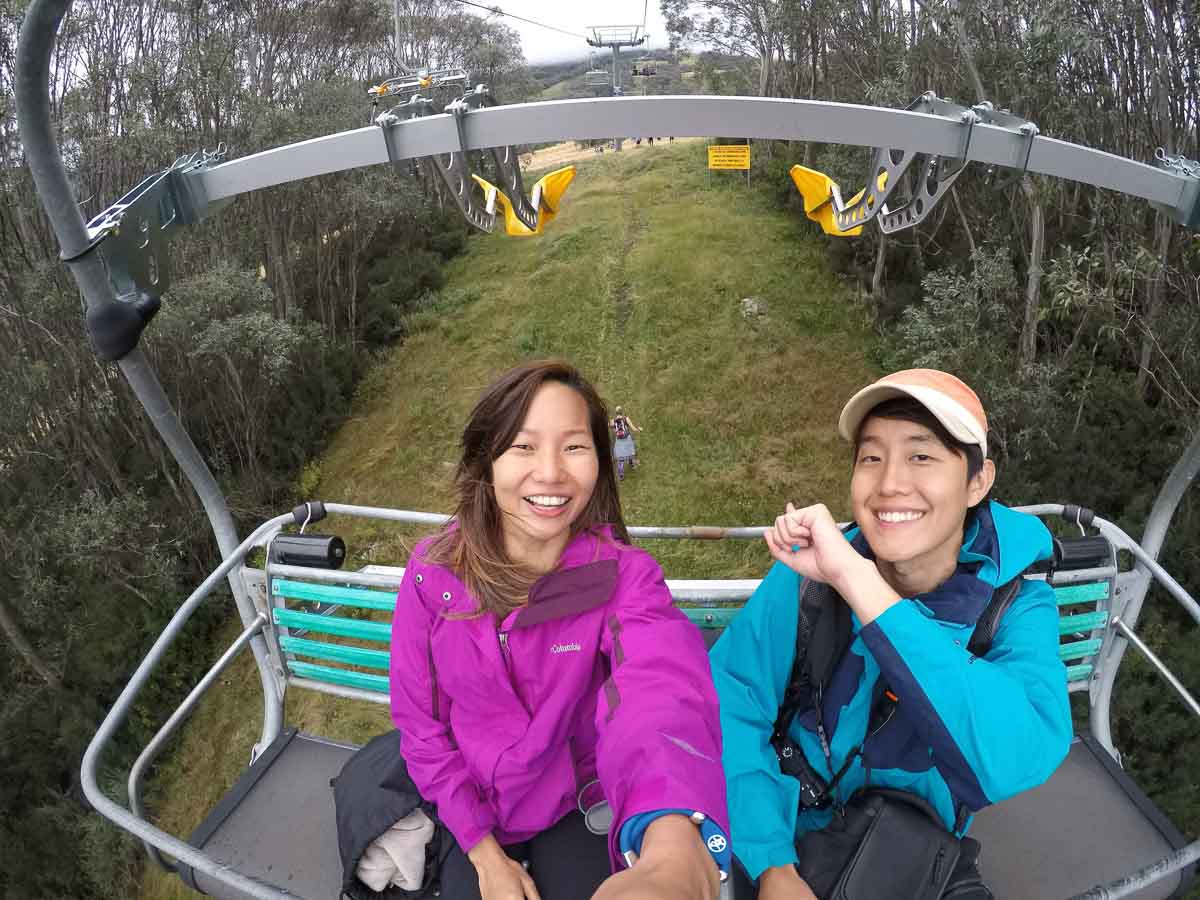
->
[512, 559, 619, 629]
[505, 526, 622, 629]
[847, 504, 1001, 626]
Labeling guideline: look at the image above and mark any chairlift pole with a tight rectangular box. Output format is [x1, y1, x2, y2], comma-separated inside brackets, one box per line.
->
[587, 25, 646, 151]
[16, 0, 283, 759]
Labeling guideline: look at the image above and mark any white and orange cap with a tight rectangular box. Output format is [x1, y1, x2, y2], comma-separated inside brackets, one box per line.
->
[838, 369, 989, 457]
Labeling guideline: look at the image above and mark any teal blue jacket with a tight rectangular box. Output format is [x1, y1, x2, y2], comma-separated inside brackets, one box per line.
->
[710, 501, 1073, 881]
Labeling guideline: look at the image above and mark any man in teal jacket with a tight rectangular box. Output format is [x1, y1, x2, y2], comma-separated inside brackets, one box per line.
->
[712, 369, 1073, 899]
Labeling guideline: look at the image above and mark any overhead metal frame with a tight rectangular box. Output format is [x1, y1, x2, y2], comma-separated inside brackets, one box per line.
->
[189, 95, 1196, 221]
[586, 24, 645, 47]
[64, 94, 1200, 307]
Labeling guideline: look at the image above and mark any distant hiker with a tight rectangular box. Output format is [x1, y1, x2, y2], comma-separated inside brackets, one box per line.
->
[610, 406, 644, 481]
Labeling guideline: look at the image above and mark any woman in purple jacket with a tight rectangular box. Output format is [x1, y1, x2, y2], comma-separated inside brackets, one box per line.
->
[389, 360, 729, 900]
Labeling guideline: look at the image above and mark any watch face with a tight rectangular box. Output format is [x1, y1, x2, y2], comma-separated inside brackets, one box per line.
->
[584, 800, 613, 835]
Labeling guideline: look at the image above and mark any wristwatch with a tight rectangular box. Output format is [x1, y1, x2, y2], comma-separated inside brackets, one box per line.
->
[619, 808, 730, 882]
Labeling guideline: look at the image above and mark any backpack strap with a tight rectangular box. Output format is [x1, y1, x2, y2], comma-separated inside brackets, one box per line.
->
[771, 578, 853, 751]
[966, 573, 1026, 658]
[772, 570, 1027, 759]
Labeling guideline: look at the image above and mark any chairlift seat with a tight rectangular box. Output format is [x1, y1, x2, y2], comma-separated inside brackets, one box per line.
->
[166, 537, 1192, 899]
[177, 729, 353, 899]
[971, 735, 1188, 899]
[174, 731, 1189, 900]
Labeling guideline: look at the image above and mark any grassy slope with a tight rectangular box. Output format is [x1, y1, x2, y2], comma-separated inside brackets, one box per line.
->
[137, 142, 877, 898]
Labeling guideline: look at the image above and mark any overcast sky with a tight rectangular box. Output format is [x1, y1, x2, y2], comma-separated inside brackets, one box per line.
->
[466, 2, 670, 65]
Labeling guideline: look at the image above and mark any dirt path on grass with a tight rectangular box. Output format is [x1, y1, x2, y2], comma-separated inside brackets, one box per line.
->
[523, 135, 702, 170]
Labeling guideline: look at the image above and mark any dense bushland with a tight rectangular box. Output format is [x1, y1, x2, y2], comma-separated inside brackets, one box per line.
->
[0, 1, 524, 895]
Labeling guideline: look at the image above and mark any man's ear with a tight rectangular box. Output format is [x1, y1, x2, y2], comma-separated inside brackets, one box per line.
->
[968, 458, 997, 507]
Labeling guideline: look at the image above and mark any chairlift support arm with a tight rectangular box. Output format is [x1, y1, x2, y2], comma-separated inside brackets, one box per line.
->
[17, 0, 285, 768]
[65, 96, 1200, 316]
[182, 95, 1197, 226]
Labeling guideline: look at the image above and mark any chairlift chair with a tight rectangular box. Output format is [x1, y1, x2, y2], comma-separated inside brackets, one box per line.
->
[632, 54, 658, 78]
[14, 0, 1200, 897]
[586, 68, 612, 88]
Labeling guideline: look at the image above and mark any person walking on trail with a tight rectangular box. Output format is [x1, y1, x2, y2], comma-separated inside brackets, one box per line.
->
[610, 406, 643, 481]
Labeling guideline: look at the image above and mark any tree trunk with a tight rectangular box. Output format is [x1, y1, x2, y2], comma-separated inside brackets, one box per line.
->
[1136, 214, 1173, 397]
[0, 593, 62, 689]
[952, 187, 976, 259]
[1138, 19, 1176, 397]
[758, 51, 772, 97]
[872, 232, 888, 300]
[1019, 176, 1045, 365]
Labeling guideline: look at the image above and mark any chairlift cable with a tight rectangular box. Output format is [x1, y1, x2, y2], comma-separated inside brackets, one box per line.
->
[447, 0, 586, 40]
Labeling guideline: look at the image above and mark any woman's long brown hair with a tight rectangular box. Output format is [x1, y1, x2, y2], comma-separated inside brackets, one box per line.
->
[425, 361, 629, 617]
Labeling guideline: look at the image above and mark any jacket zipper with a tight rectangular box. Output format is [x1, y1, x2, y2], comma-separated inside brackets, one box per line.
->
[498, 630, 513, 673]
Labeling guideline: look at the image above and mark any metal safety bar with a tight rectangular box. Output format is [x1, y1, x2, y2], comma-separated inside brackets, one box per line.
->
[1111, 618, 1200, 718]
[80, 513, 295, 900]
[128, 613, 267, 871]
[78, 500, 1200, 899]
[58, 91, 1200, 305]
[1066, 840, 1200, 899]
[313, 503, 771, 540]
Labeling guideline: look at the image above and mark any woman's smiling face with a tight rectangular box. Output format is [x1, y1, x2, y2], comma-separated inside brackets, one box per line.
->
[491, 381, 600, 569]
[851, 415, 993, 582]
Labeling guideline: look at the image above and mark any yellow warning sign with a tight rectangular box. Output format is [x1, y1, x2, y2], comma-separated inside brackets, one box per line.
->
[707, 145, 751, 170]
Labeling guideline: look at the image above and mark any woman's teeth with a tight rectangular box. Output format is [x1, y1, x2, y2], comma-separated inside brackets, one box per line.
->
[526, 495, 569, 507]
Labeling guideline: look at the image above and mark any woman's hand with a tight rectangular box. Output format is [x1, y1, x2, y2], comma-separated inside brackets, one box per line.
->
[589, 815, 720, 900]
[468, 835, 541, 900]
[758, 864, 819, 900]
[764, 503, 867, 591]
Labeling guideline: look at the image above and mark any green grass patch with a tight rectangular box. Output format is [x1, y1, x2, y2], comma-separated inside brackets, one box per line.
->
[137, 141, 878, 898]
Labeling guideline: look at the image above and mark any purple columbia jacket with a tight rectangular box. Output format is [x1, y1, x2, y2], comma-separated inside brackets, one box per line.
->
[389, 526, 728, 869]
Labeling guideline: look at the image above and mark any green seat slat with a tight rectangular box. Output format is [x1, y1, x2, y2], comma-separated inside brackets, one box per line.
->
[1058, 611, 1108, 635]
[682, 607, 740, 629]
[271, 595, 1106, 677]
[279, 636, 390, 670]
[1052, 581, 1110, 606]
[1066, 663, 1094, 682]
[274, 608, 391, 642]
[272, 579, 397, 611]
[288, 660, 390, 693]
[1059, 638, 1103, 661]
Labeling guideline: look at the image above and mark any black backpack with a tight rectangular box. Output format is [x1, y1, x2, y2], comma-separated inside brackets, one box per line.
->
[769, 572, 1026, 811]
[332, 730, 455, 900]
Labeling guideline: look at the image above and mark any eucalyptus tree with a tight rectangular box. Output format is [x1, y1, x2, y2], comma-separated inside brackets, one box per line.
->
[0, 0, 532, 894]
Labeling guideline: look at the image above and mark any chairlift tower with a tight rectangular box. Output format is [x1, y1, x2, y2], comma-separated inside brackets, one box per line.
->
[586, 24, 646, 149]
